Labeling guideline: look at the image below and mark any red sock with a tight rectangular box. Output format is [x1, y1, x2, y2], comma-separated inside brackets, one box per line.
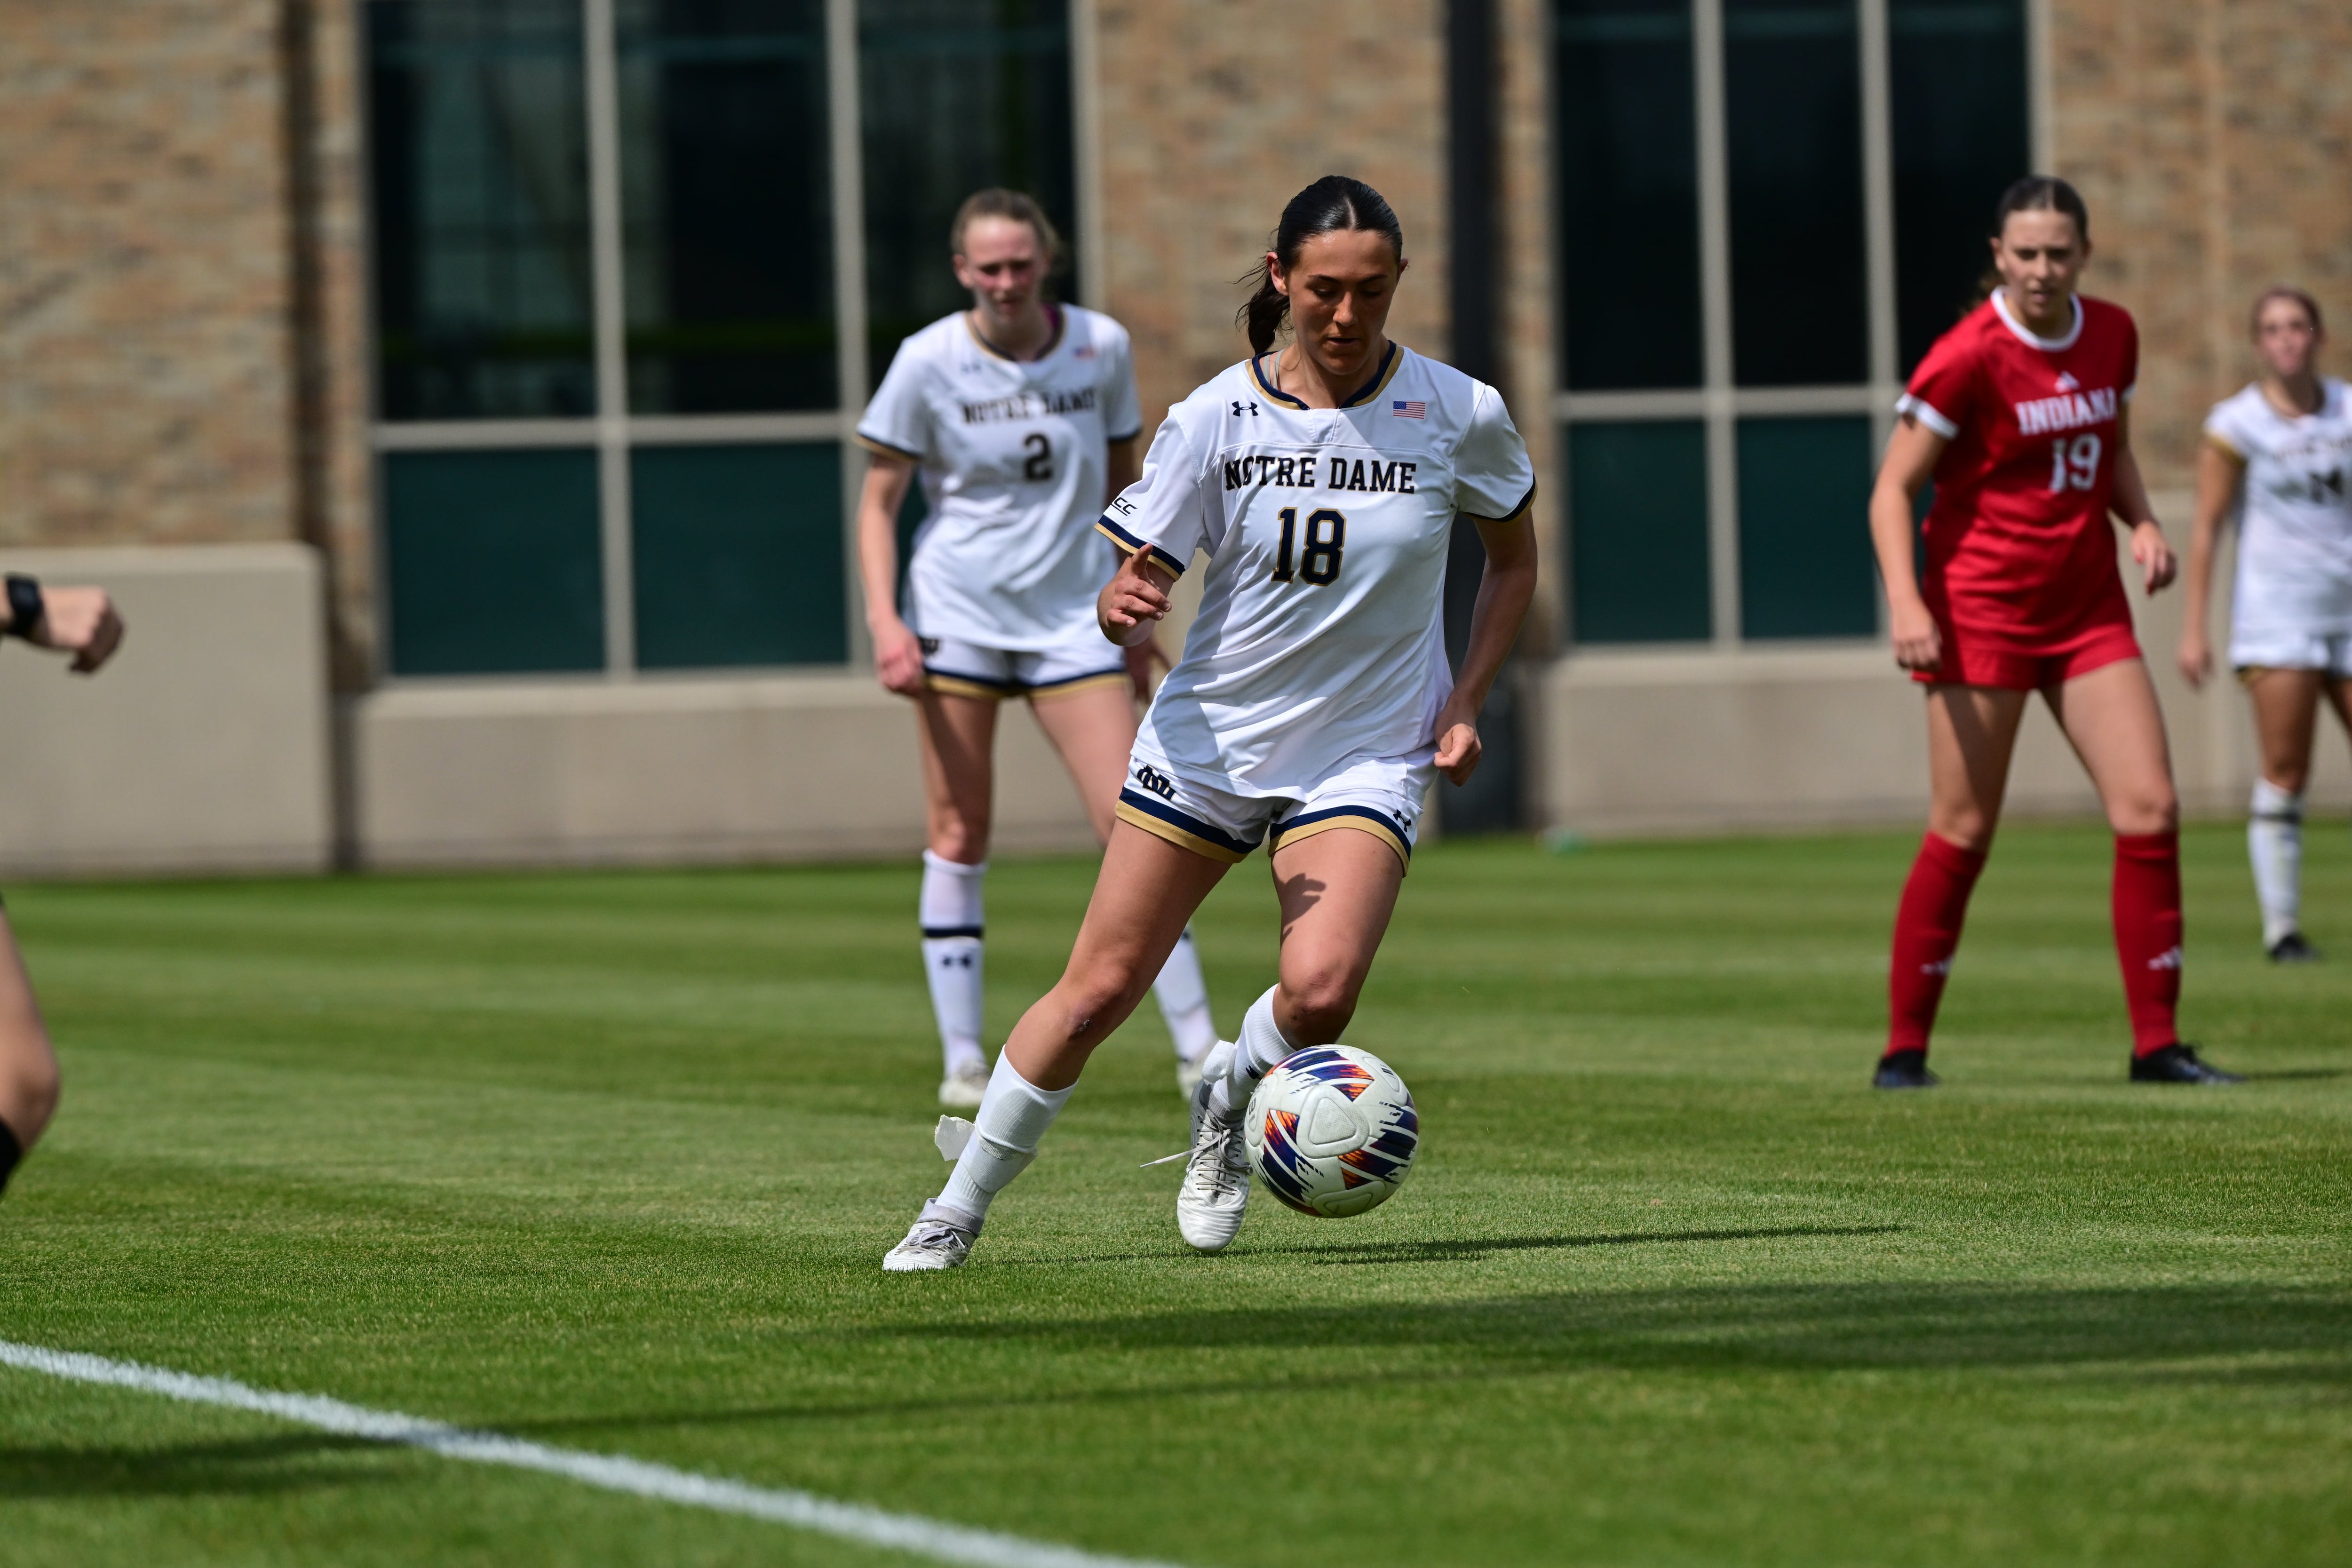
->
[1888, 833, 1988, 1057]
[2114, 831, 2184, 1055]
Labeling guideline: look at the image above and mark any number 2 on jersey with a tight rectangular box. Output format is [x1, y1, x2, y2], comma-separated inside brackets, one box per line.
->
[1270, 507, 1346, 586]
[1021, 432, 1054, 483]
[2048, 433, 2100, 493]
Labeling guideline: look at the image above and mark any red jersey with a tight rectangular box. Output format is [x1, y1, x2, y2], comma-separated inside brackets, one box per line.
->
[1899, 293, 2137, 644]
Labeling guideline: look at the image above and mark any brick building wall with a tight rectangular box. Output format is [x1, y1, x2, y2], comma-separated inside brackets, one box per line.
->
[2049, 0, 2352, 493]
[1093, 0, 1451, 439]
[0, 0, 299, 548]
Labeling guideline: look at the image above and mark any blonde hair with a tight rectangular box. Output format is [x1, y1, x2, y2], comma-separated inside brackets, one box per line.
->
[949, 189, 1066, 277]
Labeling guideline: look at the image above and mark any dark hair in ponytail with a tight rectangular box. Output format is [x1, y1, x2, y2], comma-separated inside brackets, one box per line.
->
[1977, 175, 2091, 302]
[1237, 176, 1405, 355]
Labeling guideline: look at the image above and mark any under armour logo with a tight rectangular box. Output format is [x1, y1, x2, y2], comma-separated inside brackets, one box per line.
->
[1133, 764, 1176, 800]
[2147, 946, 2184, 971]
[1231, 400, 1260, 417]
[1920, 958, 1953, 976]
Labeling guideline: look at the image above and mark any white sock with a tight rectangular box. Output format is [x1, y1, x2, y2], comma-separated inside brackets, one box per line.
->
[921, 851, 988, 1076]
[1152, 926, 1218, 1063]
[1208, 985, 1296, 1123]
[2249, 778, 2304, 948]
[933, 1052, 1073, 1228]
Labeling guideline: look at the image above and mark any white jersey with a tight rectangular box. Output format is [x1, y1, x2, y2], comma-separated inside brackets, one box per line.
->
[858, 304, 1142, 650]
[1098, 344, 1535, 798]
[2206, 378, 2352, 644]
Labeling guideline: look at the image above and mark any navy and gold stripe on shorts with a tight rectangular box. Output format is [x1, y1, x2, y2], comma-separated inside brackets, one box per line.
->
[1114, 788, 1257, 865]
[1025, 666, 1128, 702]
[922, 668, 1024, 701]
[1268, 803, 1415, 871]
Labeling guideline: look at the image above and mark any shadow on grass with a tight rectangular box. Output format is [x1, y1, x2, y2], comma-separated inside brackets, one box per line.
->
[2234, 1068, 2352, 1082]
[489, 1280, 2351, 1445]
[0, 1431, 394, 1501]
[1052, 1222, 1899, 1268]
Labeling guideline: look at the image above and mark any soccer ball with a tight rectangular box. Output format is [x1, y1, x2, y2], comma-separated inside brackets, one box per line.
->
[1243, 1046, 1419, 1218]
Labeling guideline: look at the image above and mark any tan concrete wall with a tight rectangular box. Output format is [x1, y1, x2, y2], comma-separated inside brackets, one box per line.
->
[0, 544, 331, 874]
[2050, 0, 2352, 493]
[1534, 507, 2346, 838]
[352, 676, 1100, 869]
[0, 0, 298, 547]
[1093, 0, 1450, 434]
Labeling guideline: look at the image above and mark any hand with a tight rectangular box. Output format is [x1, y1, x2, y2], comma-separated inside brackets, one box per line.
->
[1123, 636, 1169, 703]
[2132, 521, 2177, 593]
[1098, 553, 1170, 645]
[1432, 703, 1482, 786]
[1888, 597, 1942, 673]
[870, 616, 926, 696]
[2177, 628, 2211, 690]
[28, 586, 125, 674]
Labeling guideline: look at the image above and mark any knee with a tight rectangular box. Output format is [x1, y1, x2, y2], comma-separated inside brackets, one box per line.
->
[2113, 785, 2179, 837]
[1052, 962, 1152, 1046]
[4, 1036, 58, 1145]
[1928, 806, 1997, 856]
[1281, 971, 1362, 1047]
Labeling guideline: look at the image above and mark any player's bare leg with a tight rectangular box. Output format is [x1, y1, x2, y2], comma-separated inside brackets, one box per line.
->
[885, 824, 1226, 1271]
[0, 915, 61, 1200]
[1176, 826, 1406, 1251]
[914, 691, 1000, 1106]
[2047, 659, 2234, 1081]
[2243, 668, 2325, 959]
[1030, 685, 1222, 1086]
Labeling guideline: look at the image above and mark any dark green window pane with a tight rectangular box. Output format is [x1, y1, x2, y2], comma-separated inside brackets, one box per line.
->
[1736, 416, 1876, 638]
[1890, 0, 2027, 373]
[1569, 422, 1711, 644]
[1724, 0, 1867, 385]
[369, 1, 597, 419]
[385, 450, 604, 674]
[1555, 0, 1702, 390]
[860, 0, 1074, 375]
[631, 444, 845, 668]
[617, 0, 836, 412]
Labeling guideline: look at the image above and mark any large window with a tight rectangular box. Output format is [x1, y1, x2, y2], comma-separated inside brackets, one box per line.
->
[1553, 0, 2027, 646]
[367, 0, 1075, 677]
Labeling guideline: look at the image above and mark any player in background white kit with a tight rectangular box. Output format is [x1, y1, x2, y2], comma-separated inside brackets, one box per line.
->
[884, 176, 1539, 1271]
[2180, 286, 2352, 961]
[855, 190, 1219, 1110]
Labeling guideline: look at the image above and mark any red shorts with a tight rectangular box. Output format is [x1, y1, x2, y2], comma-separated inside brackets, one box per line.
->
[1912, 614, 2142, 691]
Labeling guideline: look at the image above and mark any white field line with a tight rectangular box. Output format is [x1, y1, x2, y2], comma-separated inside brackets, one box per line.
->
[0, 1339, 1186, 1568]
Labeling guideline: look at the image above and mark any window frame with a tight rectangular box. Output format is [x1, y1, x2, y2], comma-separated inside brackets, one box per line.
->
[361, 0, 1092, 683]
[1551, 0, 2047, 648]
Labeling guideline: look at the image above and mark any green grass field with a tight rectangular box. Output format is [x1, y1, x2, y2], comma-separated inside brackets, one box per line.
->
[1, 822, 2346, 1566]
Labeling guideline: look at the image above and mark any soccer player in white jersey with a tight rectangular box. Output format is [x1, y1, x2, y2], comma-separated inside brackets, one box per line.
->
[856, 190, 1220, 1110]
[883, 175, 1538, 1271]
[2179, 286, 2352, 962]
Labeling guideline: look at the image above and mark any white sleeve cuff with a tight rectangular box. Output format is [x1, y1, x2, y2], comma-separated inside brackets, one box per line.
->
[1894, 393, 1959, 439]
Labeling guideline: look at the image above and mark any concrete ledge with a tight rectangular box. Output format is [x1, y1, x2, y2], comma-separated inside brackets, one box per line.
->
[0, 544, 331, 876]
[351, 672, 1101, 868]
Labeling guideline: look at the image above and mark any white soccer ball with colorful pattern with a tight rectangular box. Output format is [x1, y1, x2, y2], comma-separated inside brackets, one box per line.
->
[1243, 1046, 1419, 1218]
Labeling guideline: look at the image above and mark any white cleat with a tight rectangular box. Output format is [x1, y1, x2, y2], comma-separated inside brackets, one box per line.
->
[1176, 1070, 1251, 1252]
[938, 1062, 988, 1109]
[882, 1214, 976, 1272]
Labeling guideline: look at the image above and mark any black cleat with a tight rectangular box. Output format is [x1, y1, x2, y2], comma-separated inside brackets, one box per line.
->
[1873, 1049, 1939, 1089]
[2266, 931, 2320, 963]
[2129, 1043, 2243, 1084]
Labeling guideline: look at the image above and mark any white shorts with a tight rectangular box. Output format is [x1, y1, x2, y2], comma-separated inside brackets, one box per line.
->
[2231, 627, 2352, 680]
[919, 628, 1127, 702]
[1113, 738, 1434, 872]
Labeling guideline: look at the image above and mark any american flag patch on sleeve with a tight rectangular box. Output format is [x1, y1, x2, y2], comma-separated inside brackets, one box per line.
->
[1391, 400, 1426, 419]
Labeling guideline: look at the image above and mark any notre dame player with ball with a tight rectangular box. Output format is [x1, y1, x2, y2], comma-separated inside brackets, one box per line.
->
[883, 175, 1538, 1271]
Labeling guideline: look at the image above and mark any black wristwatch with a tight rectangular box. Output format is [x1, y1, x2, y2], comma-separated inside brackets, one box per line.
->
[4, 574, 45, 641]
